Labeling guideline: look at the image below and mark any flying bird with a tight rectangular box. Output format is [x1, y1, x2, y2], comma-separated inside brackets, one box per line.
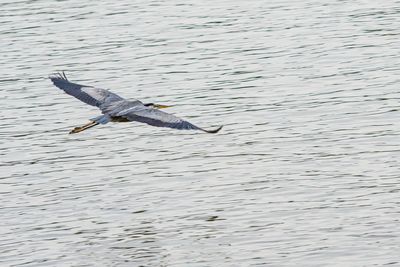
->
[49, 72, 222, 134]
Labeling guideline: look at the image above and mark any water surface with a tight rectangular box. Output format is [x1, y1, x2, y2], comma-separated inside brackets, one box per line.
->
[1, 0, 400, 266]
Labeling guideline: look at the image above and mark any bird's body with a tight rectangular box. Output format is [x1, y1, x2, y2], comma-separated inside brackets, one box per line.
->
[49, 72, 222, 134]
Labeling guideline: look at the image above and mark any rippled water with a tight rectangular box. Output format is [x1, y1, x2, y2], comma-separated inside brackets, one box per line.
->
[1, 0, 400, 266]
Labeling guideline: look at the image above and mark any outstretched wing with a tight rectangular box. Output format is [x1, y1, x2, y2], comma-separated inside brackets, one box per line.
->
[116, 105, 222, 133]
[49, 72, 125, 108]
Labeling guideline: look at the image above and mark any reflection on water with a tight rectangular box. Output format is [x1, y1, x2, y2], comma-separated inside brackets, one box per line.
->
[1, 0, 400, 266]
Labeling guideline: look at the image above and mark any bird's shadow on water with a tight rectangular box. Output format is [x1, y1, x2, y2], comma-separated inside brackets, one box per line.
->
[73, 213, 227, 266]
[83, 220, 167, 266]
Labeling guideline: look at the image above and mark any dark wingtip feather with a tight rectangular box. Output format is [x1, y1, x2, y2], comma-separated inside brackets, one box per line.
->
[49, 72, 68, 82]
[49, 72, 75, 91]
[203, 125, 223, 134]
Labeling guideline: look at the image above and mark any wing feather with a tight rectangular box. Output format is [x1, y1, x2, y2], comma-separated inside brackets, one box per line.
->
[117, 105, 222, 133]
[120, 106, 201, 130]
[49, 72, 124, 108]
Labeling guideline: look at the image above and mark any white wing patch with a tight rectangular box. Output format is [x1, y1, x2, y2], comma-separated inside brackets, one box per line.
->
[81, 87, 109, 102]
[81, 86, 124, 105]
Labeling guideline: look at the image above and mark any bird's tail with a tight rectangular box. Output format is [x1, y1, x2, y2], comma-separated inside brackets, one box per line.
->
[90, 115, 111, 124]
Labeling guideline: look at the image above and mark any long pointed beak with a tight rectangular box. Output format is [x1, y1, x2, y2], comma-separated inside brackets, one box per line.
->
[153, 104, 172, 109]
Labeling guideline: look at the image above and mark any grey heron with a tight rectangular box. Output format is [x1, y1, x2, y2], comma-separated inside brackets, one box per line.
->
[49, 72, 222, 134]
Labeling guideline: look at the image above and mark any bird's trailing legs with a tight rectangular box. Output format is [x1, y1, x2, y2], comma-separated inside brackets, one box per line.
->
[69, 120, 99, 134]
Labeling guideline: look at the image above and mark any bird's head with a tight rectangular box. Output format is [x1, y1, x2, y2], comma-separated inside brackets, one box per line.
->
[144, 103, 172, 109]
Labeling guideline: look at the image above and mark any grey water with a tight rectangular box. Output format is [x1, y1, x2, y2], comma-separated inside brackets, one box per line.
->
[1, 0, 400, 266]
